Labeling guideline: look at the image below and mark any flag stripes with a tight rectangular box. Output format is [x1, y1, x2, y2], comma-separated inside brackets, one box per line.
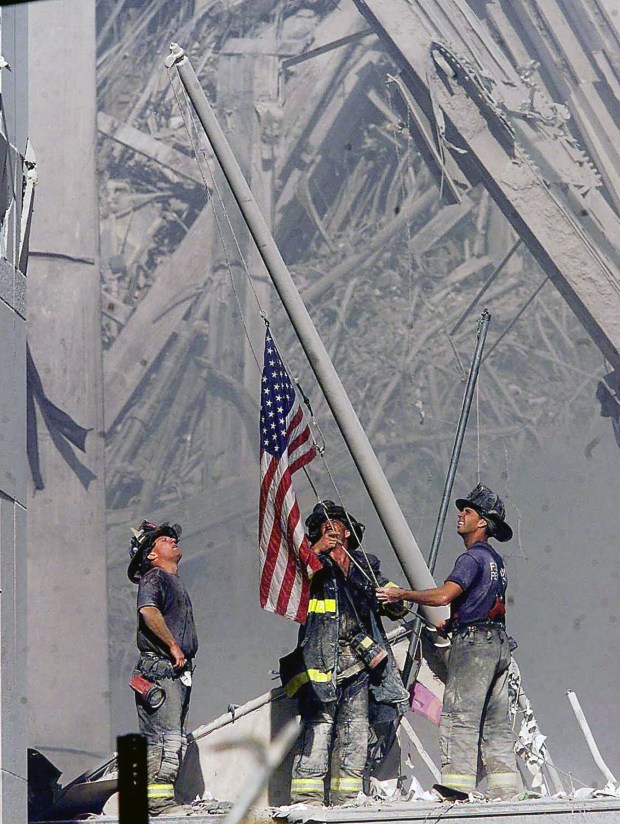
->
[258, 330, 321, 622]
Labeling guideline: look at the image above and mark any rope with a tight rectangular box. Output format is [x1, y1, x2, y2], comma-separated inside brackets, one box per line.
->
[168, 63, 381, 587]
[260, 314, 379, 586]
[166, 68, 263, 371]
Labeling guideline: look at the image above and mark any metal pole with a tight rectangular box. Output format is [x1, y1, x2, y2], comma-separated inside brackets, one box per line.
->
[223, 720, 301, 824]
[428, 309, 490, 574]
[166, 43, 448, 625]
[567, 690, 617, 786]
[402, 310, 490, 683]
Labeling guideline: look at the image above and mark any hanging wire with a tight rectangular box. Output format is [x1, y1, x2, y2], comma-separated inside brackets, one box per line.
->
[166, 67, 264, 371]
[267, 329, 379, 586]
[167, 64, 382, 587]
[501, 438, 526, 560]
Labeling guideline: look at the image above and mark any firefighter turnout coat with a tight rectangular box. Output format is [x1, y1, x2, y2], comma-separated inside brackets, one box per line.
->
[280, 550, 409, 707]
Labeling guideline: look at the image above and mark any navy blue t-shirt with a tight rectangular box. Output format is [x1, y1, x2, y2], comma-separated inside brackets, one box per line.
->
[137, 567, 198, 659]
[446, 541, 507, 627]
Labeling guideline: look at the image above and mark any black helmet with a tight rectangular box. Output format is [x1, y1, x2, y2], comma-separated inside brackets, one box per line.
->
[455, 483, 512, 543]
[305, 500, 365, 549]
[127, 520, 182, 583]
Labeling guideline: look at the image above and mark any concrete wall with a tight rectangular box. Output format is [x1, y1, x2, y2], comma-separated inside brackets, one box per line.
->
[0, 5, 29, 821]
[27, 0, 110, 782]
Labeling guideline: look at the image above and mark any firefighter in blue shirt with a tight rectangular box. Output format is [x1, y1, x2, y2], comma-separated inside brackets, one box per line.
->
[377, 483, 521, 801]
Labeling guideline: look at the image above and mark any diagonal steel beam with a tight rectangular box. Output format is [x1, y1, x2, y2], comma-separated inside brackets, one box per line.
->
[351, 0, 620, 368]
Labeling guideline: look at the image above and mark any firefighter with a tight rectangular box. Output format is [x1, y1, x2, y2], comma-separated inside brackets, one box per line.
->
[377, 483, 521, 801]
[127, 520, 198, 816]
[280, 501, 409, 807]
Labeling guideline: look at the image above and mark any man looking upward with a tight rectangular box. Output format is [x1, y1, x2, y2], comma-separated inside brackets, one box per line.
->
[377, 484, 521, 801]
[127, 520, 198, 816]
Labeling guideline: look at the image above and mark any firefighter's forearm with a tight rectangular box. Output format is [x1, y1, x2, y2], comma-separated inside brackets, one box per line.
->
[377, 581, 462, 607]
[403, 587, 453, 606]
[139, 606, 179, 652]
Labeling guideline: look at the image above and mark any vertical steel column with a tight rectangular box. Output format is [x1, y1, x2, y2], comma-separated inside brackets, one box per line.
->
[166, 43, 448, 624]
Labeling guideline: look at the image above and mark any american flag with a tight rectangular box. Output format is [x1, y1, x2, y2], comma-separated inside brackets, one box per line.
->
[259, 328, 322, 622]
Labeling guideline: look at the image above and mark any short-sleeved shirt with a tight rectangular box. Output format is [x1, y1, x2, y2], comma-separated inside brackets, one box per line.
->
[446, 541, 507, 627]
[137, 567, 198, 659]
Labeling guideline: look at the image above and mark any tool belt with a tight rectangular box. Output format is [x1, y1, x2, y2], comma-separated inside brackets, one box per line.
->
[136, 651, 194, 681]
[452, 619, 506, 632]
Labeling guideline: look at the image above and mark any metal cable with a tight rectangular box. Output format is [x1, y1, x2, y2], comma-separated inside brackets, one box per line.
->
[167, 68, 263, 371]
[168, 65, 381, 586]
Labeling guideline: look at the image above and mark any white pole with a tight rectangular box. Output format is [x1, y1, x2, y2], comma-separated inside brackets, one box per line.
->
[566, 690, 617, 786]
[166, 43, 448, 625]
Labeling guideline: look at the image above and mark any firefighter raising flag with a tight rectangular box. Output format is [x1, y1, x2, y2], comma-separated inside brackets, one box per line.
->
[259, 328, 322, 622]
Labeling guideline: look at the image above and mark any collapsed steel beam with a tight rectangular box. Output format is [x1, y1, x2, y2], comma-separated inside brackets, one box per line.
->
[351, 0, 620, 369]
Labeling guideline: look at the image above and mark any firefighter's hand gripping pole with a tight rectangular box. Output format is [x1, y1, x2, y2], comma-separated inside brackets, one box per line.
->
[166, 43, 448, 627]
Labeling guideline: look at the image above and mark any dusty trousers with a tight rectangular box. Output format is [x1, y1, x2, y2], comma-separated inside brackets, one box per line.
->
[291, 671, 369, 806]
[135, 654, 191, 813]
[439, 625, 521, 800]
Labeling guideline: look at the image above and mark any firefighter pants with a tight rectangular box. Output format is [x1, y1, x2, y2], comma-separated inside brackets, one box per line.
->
[291, 672, 369, 806]
[439, 625, 521, 800]
[135, 655, 191, 813]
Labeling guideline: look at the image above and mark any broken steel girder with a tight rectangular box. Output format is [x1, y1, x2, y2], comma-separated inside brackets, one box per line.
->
[351, 0, 620, 369]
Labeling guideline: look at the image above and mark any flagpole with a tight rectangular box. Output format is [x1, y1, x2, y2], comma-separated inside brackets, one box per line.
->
[402, 310, 490, 684]
[166, 43, 448, 626]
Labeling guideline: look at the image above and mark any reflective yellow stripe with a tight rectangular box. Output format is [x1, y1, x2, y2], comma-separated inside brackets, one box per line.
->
[307, 598, 337, 614]
[360, 635, 373, 649]
[441, 773, 476, 791]
[147, 783, 174, 799]
[487, 772, 519, 790]
[330, 777, 363, 790]
[291, 778, 325, 790]
[284, 668, 333, 697]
